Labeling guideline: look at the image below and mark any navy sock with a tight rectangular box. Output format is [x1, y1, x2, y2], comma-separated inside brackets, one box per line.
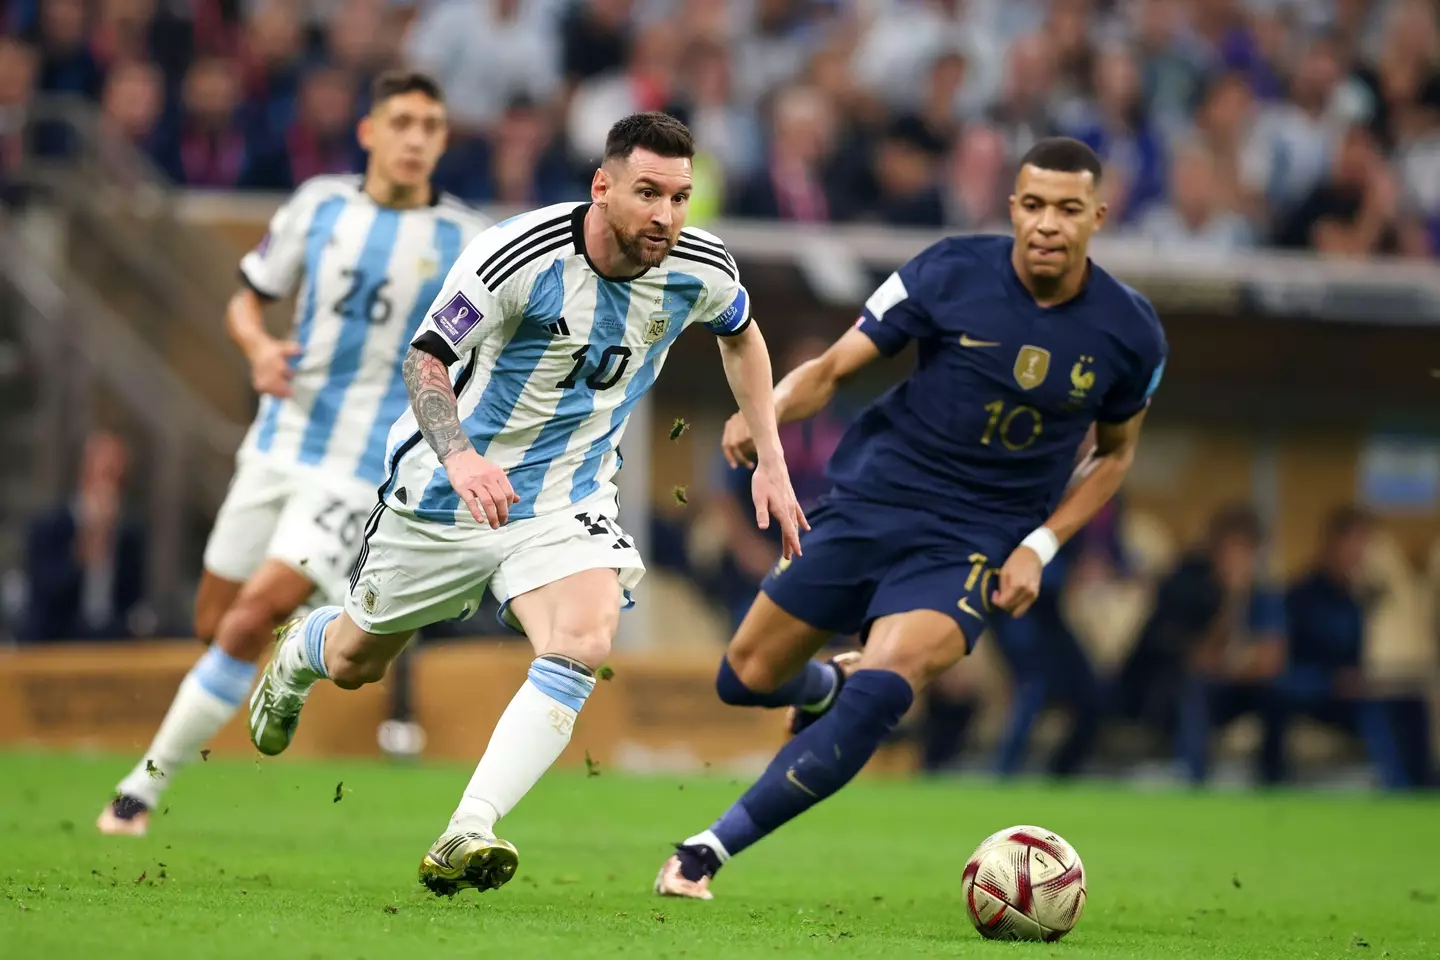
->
[715, 656, 836, 709]
[705, 670, 914, 859]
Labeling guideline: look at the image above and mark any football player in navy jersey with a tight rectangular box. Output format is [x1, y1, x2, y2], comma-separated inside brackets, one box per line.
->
[655, 138, 1168, 900]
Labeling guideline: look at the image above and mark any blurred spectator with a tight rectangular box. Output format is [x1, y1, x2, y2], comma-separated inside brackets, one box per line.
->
[435, 96, 576, 205]
[1193, 70, 1267, 226]
[28, 0, 103, 100]
[1064, 45, 1166, 224]
[989, 33, 1062, 164]
[239, 0, 307, 145]
[1045, 0, 1095, 108]
[561, 0, 631, 89]
[730, 84, 843, 222]
[1277, 124, 1404, 257]
[19, 431, 148, 642]
[851, 0, 999, 119]
[1277, 506, 1434, 789]
[1133, 139, 1253, 254]
[943, 122, 1008, 228]
[709, 336, 848, 631]
[157, 56, 252, 188]
[731, 0, 816, 106]
[868, 115, 946, 226]
[1166, 505, 1288, 785]
[665, 39, 762, 189]
[909, 51, 968, 149]
[406, 0, 559, 134]
[0, 38, 37, 203]
[97, 58, 166, 184]
[566, 17, 677, 165]
[1129, 0, 1207, 136]
[243, 65, 361, 190]
[1113, 506, 1281, 762]
[325, 0, 396, 114]
[90, 0, 194, 88]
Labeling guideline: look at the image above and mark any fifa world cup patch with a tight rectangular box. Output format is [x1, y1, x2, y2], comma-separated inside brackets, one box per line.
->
[432, 292, 483, 345]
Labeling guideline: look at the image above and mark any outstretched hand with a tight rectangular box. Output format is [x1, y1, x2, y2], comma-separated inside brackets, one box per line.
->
[751, 459, 809, 559]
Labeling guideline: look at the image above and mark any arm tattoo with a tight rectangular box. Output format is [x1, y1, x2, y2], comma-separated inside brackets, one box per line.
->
[402, 347, 474, 461]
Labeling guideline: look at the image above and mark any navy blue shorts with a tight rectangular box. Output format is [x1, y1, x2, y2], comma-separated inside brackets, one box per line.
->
[759, 496, 1019, 649]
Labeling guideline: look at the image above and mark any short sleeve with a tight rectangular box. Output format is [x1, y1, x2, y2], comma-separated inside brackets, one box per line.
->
[238, 190, 312, 300]
[410, 264, 504, 365]
[1097, 298, 1168, 424]
[705, 281, 752, 337]
[855, 253, 937, 357]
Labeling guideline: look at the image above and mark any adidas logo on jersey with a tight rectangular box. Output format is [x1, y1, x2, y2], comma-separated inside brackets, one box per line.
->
[542, 317, 571, 338]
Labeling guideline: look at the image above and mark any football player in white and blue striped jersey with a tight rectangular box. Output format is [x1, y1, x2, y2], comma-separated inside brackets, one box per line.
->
[249, 113, 807, 895]
[98, 71, 487, 837]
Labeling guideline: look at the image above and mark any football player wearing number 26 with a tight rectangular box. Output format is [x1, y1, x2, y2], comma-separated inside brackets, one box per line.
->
[98, 71, 489, 838]
[657, 137, 1168, 900]
[248, 112, 807, 896]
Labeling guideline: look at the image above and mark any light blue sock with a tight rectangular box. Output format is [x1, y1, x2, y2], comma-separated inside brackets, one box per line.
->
[191, 645, 259, 707]
[301, 607, 341, 679]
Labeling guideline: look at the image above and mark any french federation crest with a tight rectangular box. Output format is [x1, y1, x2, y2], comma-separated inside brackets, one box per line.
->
[1013, 345, 1051, 391]
[643, 310, 671, 345]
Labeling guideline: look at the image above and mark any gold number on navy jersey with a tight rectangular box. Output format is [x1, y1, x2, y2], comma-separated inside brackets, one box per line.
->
[964, 552, 999, 612]
[980, 400, 1043, 451]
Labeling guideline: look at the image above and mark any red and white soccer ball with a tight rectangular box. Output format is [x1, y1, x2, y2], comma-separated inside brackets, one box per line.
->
[961, 824, 1086, 942]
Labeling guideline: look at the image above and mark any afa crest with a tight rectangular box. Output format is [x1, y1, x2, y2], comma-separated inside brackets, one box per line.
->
[643, 310, 671, 345]
[359, 581, 379, 616]
[1013, 345, 1051, 390]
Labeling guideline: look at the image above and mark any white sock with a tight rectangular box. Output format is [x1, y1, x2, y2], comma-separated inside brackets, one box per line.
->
[682, 829, 732, 863]
[275, 606, 339, 688]
[448, 656, 596, 836]
[116, 646, 257, 808]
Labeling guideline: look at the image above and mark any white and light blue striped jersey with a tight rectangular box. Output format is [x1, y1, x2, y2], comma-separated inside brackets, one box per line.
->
[381, 201, 752, 525]
[235, 174, 490, 487]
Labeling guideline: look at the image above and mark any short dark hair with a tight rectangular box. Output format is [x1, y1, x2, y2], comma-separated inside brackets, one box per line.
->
[1324, 505, 1373, 542]
[370, 69, 444, 109]
[1018, 137, 1103, 184]
[604, 112, 695, 163]
[1208, 504, 1263, 549]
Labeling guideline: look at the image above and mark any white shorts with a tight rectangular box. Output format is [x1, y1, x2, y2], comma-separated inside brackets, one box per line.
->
[202, 457, 378, 604]
[345, 486, 646, 636]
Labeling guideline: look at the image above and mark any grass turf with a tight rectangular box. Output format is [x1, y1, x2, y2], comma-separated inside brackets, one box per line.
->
[0, 750, 1435, 959]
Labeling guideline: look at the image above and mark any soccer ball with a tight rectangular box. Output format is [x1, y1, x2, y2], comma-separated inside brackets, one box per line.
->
[961, 824, 1086, 941]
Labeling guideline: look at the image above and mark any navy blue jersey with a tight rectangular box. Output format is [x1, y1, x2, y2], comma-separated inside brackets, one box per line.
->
[827, 235, 1167, 544]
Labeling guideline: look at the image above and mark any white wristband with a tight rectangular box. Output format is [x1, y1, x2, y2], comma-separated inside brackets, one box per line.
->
[1020, 527, 1060, 566]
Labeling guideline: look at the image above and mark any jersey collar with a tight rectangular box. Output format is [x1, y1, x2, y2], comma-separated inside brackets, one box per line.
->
[571, 202, 650, 282]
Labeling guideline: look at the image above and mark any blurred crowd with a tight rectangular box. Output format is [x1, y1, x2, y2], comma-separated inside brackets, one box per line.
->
[1, 0, 1438, 255]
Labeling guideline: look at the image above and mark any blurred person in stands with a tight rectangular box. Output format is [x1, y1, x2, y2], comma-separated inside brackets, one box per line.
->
[155, 56, 251, 188]
[239, 0, 306, 145]
[96, 58, 166, 184]
[1170, 505, 1288, 785]
[1278, 507, 1433, 789]
[729, 84, 840, 222]
[665, 39, 762, 194]
[1114, 505, 1285, 780]
[867, 115, 946, 227]
[436, 95, 575, 205]
[1064, 45, 1166, 225]
[405, 0, 559, 135]
[19, 430, 148, 643]
[89, 0, 193, 88]
[942, 122, 1009, 227]
[1045, 0, 1095, 107]
[1127, 0, 1207, 136]
[731, 0, 818, 107]
[27, 0, 102, 100]
[987, 33, 1061, 163]
[566, 17, 678, 166]
[1193, 71, 1268, 228]
[1133, 138, 1254, 254]
[0, 38, 37, 204]
[560, 0, 632, 91]
[325, 0, 396, 115]
[243, 65, 362, 190]
[907, 51, 968, 149]
[1277, 123, 1407, 257]
[711, 336, 847, 633]
[97, 71, 488, 837]
[850, 1, 999, 121]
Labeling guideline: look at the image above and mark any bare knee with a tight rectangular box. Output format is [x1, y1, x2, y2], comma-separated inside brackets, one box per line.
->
[723, 638, 785, 693]
[213, 597, 284, 662]
[538, 624, 613, 671]
[722, 596, 831, 694]
[860, 611, 971, 692]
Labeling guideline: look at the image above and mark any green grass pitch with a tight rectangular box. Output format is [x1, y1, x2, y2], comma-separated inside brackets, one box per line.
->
[1, 750, 1436, 959]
